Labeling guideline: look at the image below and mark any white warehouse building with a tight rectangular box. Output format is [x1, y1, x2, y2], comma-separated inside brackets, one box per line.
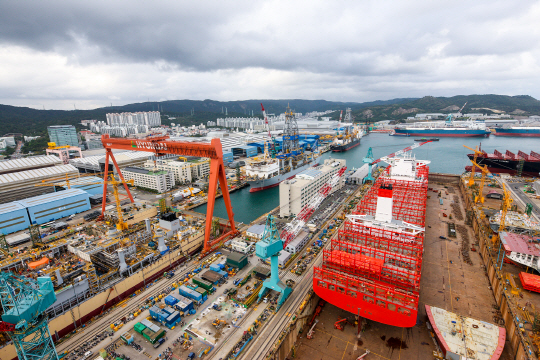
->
[279, 158, 346, 218]
[122, 167, 175, 193]
[144, 159, 193, 184]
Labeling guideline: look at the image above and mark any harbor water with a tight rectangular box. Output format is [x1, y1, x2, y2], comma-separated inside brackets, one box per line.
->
[195, 133, 540, 224]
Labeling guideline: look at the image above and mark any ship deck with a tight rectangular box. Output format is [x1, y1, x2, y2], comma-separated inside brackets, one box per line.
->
[293, 180, 514, 359]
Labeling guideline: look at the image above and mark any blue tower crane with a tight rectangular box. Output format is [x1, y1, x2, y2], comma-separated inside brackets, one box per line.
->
[255, 215, 292, 310]
[363, 147, 375, 183]
[0, 272, 59, 360]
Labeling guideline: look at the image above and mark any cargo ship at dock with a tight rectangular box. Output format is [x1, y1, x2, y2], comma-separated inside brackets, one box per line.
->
[246, 105, 318, 192]
[465, 149, 540, 177]
[330, 108, 363, 152]
[313, 152, 429, 327]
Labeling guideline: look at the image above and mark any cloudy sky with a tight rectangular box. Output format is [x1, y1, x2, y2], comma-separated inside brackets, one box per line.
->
[1, 0, 539, 110]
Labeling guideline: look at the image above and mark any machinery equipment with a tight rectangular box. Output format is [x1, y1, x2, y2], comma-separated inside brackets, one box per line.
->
[491, 183, 513, 245]
[468, 160, 489, 204]
[261, 103, 277, 158]
[463, 145, 483, 187]
[106, 174, 134, 231]
[363, 141, 433, 183]
[0, 272, 59, 360]
[99, 134, 238, 256]
[256, 163, 347, 310]
[334, 318, 348, 331]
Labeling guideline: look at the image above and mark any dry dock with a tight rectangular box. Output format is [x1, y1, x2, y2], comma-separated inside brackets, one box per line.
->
[291, 175, 515, 360]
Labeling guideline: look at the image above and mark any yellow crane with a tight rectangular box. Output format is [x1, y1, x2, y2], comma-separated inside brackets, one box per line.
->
[109, 174, 134, 231]
[469, 159, 490, 204]
[491, 183, 513, 245]
[463, 145, 484, 187]
[35, 172, 105, 189]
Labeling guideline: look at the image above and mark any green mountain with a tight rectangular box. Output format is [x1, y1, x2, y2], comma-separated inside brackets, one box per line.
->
[351, 94, 540, 123]
[1, 95, 538, 135]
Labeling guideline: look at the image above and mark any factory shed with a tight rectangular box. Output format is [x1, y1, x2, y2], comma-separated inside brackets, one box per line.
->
[347, 164, 371, 185]
[60, 176, 103, 195]
[231, 145, 258, 158]
[200, 270, 223, 284]
[0, 164, 79, 204]
[0, 155, 62, 175]
[222, 151, 234, 164]
[253, 265, 271, 279]
[226, 252, 248, 269]
[284, 230, 309, 254]
[486, 190, 503, 200]
[0, 202, 31, 235]
[17, 188, 91, 225]
[5, 232, 31, 246]
[278, 250, 292, 267]
[246, 224, 266, 240]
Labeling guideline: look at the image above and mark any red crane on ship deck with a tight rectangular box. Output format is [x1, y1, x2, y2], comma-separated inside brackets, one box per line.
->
[99, 134, 237, 256]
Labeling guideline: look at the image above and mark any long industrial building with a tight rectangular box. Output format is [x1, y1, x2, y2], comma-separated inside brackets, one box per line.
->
[0, 155, 63, 175]
[0, 164, 80, 204]
[70, 150, 164, 173]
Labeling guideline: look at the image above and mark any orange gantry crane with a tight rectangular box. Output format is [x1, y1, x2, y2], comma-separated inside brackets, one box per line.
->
[99, 134, 237, 255]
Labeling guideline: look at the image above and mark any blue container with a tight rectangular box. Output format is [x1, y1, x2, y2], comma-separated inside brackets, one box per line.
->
[179, 285, 203, 303]
[164, 295, 178, 306]
[222, 151, 234, 164]
[17, 189, 90, 225]
[0, 201, 31, 235]
[149, 305, 161, 319]
[209, 264, 220, 272]
[217, 270, 228, 278]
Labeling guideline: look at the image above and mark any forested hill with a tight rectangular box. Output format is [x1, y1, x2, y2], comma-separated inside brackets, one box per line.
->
[1, 94, 539, 135]
[350, 95, 540, 123]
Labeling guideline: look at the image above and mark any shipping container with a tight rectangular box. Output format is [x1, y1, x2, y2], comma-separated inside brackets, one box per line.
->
[164, 295, 178, 306]
[217, 270, 228, 279]
[192, 276, 213, 291]
[17, 189, 90, 225]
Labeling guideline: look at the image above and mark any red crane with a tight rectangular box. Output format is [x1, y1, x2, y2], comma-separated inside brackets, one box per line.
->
[99, 134, 237, 255]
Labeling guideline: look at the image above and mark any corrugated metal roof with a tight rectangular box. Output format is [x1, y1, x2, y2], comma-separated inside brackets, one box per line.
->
[0, 155, 62, 173]
[61, 176, 103, 187]
[16, 188, 88, 207]
[70, 151, 155, 166]
[0, 201, 25, 215]
[296, 168, 322, 180]
[0, 164, 78, 185]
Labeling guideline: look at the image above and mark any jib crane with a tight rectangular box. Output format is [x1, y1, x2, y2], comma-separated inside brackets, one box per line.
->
[0, 272, 59, 360]
[468, 159, 489, 204]
[363, 141, 433, 183]
[491, 183, 513, 246]
[108, 174, 135, 231]
[100, 134, 237, 256]
[256, 164, 347, 310]
[463, 145, 484, 187]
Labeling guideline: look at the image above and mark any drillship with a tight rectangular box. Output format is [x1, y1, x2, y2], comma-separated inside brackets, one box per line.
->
[394, 115, 491, 137]
[466, 149, 540, 177]
[246, 106, 317, 192]
[330, 108, 363, 152]
[313, 152, 429, 327]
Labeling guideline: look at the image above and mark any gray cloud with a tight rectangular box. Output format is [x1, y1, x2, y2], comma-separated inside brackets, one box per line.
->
[0, 0, 539, 109]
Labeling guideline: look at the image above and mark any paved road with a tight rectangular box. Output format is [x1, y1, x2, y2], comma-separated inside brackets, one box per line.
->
[500, 179, 540, 222]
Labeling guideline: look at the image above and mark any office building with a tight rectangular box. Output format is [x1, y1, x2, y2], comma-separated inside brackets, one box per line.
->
[48, 125, 79, 147]
[279, 158, 346, 217]
[122, 167, 175, 193]
[143, 159, 192, 184]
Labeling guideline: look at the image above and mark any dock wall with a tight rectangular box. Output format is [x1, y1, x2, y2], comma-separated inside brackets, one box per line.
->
[459, 179, 533, 360]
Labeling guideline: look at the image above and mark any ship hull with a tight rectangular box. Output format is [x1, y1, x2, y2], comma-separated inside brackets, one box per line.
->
[394, 128, 490, 137]
[494, 128, 540, 137]
[313, 269, 418, 327]
[247, 161, 314, 192]
[330, 138, 360, 152]
[467, 154, 540, 177]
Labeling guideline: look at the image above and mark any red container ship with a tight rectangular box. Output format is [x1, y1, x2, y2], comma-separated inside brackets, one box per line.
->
[465, 149, 540, 177]
[313, 153, 429, 327]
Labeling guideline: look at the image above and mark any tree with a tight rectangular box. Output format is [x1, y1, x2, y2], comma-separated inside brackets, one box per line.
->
[236, 163, 241, 185]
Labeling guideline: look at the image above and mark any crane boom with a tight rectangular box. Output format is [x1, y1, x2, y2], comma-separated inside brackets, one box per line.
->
[372, 141, 432, 165]
[280, 165, 347, 247]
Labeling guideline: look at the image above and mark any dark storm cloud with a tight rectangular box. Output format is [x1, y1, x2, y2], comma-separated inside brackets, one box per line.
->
[0, 0, 539, 109]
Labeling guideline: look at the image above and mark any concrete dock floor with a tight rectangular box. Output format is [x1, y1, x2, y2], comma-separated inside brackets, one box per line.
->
[294, 182, 515, 359]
